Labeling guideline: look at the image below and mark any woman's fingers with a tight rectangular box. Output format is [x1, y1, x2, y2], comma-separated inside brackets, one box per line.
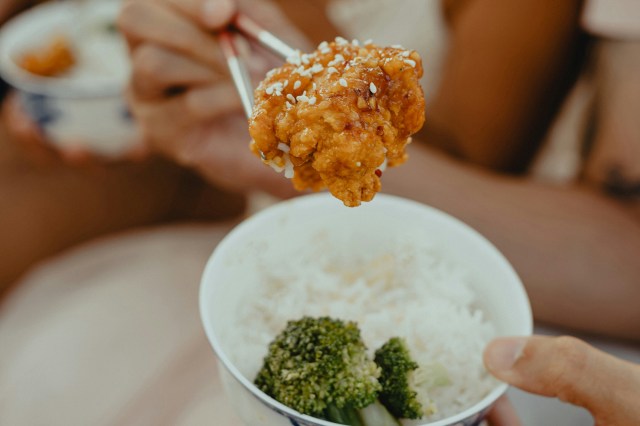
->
[118, 0, 226, 73]
[484, 335, 640, 424]
[165, 0, 236, 30]
[185, 83, 242, 120]
[128, 84, 242, 158]
[183, 113, 296, 198]
[130, 92, 293, 197]
[486, 396, 521, 426]
[130, 43, 220, 100]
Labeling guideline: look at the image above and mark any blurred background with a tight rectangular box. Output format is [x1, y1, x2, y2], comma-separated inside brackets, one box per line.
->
[1, 0, 639, 425]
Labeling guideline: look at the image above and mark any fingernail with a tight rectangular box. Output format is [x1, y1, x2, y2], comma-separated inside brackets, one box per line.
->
[485, 337, 527, 373]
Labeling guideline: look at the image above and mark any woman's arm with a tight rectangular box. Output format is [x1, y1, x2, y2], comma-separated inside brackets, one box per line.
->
[0, 127, 244, 294]
[427, 0, 587, 172]
[384, 143, 640, 340]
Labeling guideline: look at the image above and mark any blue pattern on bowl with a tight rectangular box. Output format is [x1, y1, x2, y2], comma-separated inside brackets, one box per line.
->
[20, 92, 60, 129]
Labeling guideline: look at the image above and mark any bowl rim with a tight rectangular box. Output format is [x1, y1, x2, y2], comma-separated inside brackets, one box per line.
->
[0, 0, 126, 99]
[200, 193, 533, 426]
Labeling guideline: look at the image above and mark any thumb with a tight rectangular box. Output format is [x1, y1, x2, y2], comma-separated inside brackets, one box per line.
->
[483, 335, 640, 424]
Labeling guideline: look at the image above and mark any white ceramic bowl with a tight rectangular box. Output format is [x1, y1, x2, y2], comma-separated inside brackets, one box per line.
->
[0, 0, 138, 156]
[200, 193, 533, 426]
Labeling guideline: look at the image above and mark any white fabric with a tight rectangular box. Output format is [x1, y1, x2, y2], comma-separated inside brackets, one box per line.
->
[0, 224, 242, 426]
[2, 3, 640, 425]
[583, 0, 640, 39]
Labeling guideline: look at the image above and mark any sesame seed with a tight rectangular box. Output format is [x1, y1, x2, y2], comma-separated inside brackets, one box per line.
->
[293, 80, 301, 90]
[312, 83, 317, 91]
[266, 87, 274, 95]
[277, 142, 290, 153]
[369, 82, 377, 93]
[283, 80, 289, 87]
[308, 96, 317, 105]
[328, 54, 345, 67]
[352, 39, 360, 46]
[318, 41, 329, 50]
[310, 63, 324, 74]
[335, 36, 348, 46]
[296, 94, 309, 102]
[403, 59, 416, 67]
[356, 161, 362, 167]
[287, 94, 296, 103]
[286, 101, 293, 110]
[283, 155, 294, 179]
[401, 51, 411, 57]
[391, 44, 404, 49]
[364, 39, 373, 45]
[327, 67, 338, 75]
[286, 50, 302, 66]
[266, 157, 284, 173]
[339, 78, 348, 87]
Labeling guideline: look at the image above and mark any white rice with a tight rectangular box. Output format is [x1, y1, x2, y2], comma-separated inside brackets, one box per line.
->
[228, 242, 497, 423]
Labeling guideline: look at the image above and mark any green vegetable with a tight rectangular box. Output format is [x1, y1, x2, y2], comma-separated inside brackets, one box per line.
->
[254, 316, 399, 426]
[374, 337, 450, 419]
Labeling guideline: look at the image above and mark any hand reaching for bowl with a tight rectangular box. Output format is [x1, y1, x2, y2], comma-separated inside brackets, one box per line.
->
[118, 0, 309, 197]
[484, 335, 640, 425]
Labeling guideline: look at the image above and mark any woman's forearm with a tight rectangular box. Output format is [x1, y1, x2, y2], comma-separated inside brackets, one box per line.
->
[0, 158, 185, 291]
[384, 143, 640, 340]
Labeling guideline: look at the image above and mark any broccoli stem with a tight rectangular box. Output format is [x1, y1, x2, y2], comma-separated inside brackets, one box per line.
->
[324, 401, 401, 426]
[325, 404, 364, 426]
[359, 400, 402, 426]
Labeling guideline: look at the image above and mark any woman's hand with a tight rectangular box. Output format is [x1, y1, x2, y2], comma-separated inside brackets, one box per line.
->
[118, 0, 308, 197]
[484, 335, 640, 425]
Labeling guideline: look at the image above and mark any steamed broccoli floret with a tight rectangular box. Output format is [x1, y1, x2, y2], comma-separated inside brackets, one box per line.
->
[374, 337, 451, 420]
[254, 316, 399, 426]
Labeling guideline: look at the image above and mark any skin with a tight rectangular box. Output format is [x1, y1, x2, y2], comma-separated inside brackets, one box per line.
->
[3, 0, 636, 421]
[119, 0, 640, 422]
[430, 0, 588, 172]
[119, 0, 640, 339]
[484, 335, 640, 425]
[383, 142, 640, 340]
[0, 0, 249, 292]
[118, 0, 309, 198]
[0, 116, 245, 293]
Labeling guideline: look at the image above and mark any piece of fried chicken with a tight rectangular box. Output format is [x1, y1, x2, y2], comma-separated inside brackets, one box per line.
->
[249, 37, 425, 207]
